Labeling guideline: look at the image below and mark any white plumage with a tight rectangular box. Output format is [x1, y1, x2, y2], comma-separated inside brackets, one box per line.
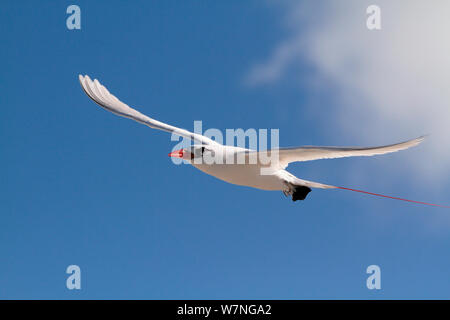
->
[79, 75, 424, 201]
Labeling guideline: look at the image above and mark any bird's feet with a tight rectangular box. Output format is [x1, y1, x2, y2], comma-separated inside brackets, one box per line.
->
[283, 184, 312, 201]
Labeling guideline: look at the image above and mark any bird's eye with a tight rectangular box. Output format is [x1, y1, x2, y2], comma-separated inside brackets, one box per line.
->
[191, 147, 203, 158]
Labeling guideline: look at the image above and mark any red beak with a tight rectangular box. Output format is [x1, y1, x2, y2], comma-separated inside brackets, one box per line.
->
[168, 149, 184, 158]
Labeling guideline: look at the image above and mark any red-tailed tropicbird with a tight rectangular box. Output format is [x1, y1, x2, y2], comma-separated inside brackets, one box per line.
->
[79, 75, 445, 206]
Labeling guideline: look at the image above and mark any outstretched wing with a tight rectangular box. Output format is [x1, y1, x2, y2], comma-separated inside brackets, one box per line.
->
[79, 75, 219, 146]
[246, 136, 424, 169]
[277, 136, 424, 166]
[277, 136, 425, 168]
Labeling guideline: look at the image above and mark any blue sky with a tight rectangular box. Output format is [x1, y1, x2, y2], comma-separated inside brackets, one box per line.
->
[1, 0, 450, 299]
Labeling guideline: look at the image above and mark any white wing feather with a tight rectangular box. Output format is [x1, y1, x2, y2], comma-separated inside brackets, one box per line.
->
[244, 136, 424, 169]
[79, 75, 219, 146]
[276, 136, 424, 167]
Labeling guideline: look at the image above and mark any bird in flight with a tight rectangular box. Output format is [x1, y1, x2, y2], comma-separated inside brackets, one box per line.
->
[79, 75, 445, 207]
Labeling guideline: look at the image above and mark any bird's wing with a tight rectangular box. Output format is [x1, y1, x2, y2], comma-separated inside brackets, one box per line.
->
[246, 136, 424, 169]
[79, 75, 220, 146]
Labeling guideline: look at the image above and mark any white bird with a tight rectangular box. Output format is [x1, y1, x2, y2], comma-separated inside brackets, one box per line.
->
[79, 75, 425, 202]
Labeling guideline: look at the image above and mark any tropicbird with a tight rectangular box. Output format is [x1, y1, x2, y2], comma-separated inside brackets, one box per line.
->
[79, 75, 443, 206]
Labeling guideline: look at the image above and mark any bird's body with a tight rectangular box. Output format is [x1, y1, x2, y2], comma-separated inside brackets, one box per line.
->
[193, 162, 284, 191]
[192, 163, 314, 200]
[78, 75, 424, 202]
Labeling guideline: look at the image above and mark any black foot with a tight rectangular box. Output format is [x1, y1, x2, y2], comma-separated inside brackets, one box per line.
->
[292, 186, 312, 201]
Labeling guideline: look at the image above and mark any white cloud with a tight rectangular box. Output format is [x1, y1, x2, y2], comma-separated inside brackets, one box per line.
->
[247, 0, 450, 184]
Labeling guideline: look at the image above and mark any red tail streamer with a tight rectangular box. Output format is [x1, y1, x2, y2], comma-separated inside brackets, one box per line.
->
[336, 186, 450, 208]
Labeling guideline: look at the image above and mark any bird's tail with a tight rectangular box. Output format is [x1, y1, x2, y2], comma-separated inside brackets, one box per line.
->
[334, 186, 450, 208]
[295, 176, 449, 208]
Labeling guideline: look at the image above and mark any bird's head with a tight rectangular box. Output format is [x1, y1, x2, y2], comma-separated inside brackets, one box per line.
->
[168, 146, 208, 161]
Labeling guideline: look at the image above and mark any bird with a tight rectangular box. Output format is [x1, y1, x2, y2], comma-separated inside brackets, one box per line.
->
[78, 74, 430, 204]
